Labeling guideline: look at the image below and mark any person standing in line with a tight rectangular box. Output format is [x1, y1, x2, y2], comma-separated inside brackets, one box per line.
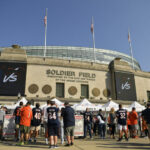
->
[108, 107, 116, 139]
[29, 103, 42, 143]
[127, 110, 132, 137]
[61, 102, 75, 146]
[83, 108, 93, 139]
[116, 104, 128, 141]
[97, 109, 106, 139]
[142, 103, 150, 142]
[43, 100, 51, 144]
[13, 101, 24, 141]
[60, 108, 65, 144]
[128, 107, 138, 138]
[47, 101, 59, 149]
[17, 101, 32, 146]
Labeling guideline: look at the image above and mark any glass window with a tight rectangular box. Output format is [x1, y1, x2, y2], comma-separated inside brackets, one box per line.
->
[81, 84, 89, 98]
[56, 83, 64, 98]
[147, 91, 150, 101]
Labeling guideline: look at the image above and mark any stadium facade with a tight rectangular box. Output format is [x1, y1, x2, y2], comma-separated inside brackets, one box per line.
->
[0, 45, 150, 105]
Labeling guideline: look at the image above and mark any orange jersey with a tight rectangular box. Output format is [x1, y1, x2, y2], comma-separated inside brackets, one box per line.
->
[20, 105, 32, 126]
[129, 111, 138, 125]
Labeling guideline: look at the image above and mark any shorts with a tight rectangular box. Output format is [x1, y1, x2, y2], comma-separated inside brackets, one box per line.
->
[118, 124, 127, 130]
[20, 125, 30, 134]
[48, 125, 59, 136]
[131, 124, 138, 130]
[128, 125, 131, 130]
[30, 125, 41, 131]
[15, 124, 20, 129]
[65, 126, 75, 136]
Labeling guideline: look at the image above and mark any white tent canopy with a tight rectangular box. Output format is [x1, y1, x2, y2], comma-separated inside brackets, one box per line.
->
[4, 97, 35, 109]
[41, 98, 64, 109]
[73, 98, 97, 111]
[15, 97, 28, 106]
[102, 100, 119, 111]
[51, 98, 64, 106]
[127, 101, 145, 112]
[4, 97, 28, 109]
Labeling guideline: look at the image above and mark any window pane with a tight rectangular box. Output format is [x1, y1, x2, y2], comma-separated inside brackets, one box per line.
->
[56, 83, 64, 98]
[147, 91, 150, 101]
[81, 84, 89, 98]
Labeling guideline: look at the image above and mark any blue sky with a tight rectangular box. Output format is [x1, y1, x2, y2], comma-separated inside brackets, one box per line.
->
[0, 0, 150, 71]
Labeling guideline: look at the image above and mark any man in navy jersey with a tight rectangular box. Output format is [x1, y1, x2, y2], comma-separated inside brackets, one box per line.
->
[47, 101, 59, 149]
[83, 108, 93, 139]
[29, 103, 42, 143]
[142, 103, 150, 142]
[61, 101, 75, 146]
[13, 102, 24, 141]
[116, 104, 128, 141]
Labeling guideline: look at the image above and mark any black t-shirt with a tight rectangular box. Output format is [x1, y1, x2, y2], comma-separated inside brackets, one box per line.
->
[116, 109, 127, 125]
[142, 108, 150, 124]
[47, 106, 59, 126]
[61, 106, 75, 128]
[83, 111, 93, 124]
[31, 107, 42, 126]
[14, 106, 21, 124]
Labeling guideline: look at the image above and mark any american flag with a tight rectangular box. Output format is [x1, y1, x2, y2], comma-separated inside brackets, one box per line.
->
[91, 21, 94, 33]
[44, 15, 47, 26]
[128, 31, 131, 42]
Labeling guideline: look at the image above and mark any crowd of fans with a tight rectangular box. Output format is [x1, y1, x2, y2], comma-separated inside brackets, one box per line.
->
[13, 100, 75, 148]
[1, 100, 150, 148]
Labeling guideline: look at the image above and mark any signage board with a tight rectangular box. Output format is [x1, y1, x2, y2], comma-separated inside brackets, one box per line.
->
[114, 72, 137, 101]
[74, 115, 84, 136]
[0, 62, 27, 96]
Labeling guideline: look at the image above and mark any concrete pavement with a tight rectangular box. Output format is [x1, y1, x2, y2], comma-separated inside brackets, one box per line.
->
[0, 137, 150, 150]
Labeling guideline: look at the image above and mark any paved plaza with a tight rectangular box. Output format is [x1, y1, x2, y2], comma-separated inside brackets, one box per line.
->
[0, 137, 150, 150]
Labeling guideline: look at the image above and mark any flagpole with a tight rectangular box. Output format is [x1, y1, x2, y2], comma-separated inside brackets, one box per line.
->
[91, 16, 96, 62]
[44, 8, 48, 58]
[128, 29, 135, 70]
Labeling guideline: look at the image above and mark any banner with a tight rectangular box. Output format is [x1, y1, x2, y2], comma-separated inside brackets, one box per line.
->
[0, 62, 27, 96]
[74, 115, 84, 136]
[114, 72, 137, 101]
[3, 115, 15, 138]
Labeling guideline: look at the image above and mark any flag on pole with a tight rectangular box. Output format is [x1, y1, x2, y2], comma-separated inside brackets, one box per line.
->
[128, 30, 131, 42]
[91, 21, 94, 33]
[91, 16, 96, 62]
[44, 8, 48, 58]
[44, 15, 47, 26]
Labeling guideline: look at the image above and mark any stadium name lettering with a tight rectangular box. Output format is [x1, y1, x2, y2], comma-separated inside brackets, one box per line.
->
[46, 69, 96, 78]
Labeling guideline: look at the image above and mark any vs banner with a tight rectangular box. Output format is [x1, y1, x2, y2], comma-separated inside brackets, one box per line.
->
[0, 62, 27, 96]
[114, 72, 137, 101]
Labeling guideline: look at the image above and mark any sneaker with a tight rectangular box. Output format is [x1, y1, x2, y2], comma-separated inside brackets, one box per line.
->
[134, 136, 138, 139]
[117, 138, 122, 142]
[65, 143, 70, 146]
[46, 139, 49, 145]
[49, 145, 55, 149]
[15, 138, 19, 142]
[54, 145, 59, 148]
[16, 141, 24, 146]
[71, 142, 74, 146]
[28, 139, 32, 143]
[34, 139, 36, 143]
[24, 141, 28, 145]
[125, 137, 129, 141]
